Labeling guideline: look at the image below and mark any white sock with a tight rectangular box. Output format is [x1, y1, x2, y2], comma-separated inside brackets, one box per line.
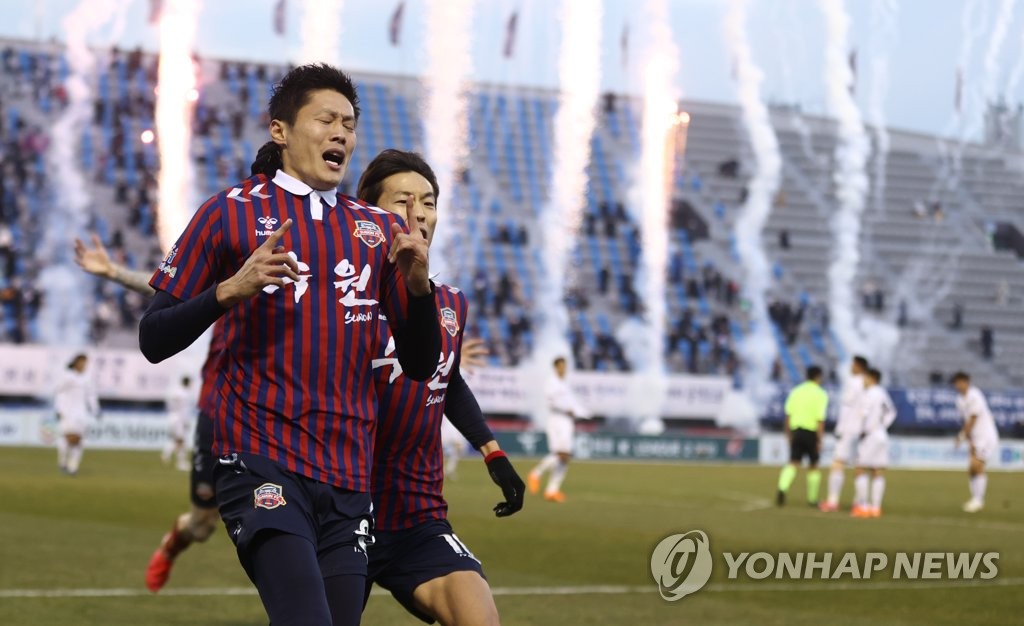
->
[854, 474, 869, 507]
[175, 445, 189, 470]
[161, 440, 175, 463]
[66, 444, 84, 474]
[970, 474, 987, 503]
[57, 438, 68, 468]
[444, 448, 460, 476]
[546, 460, 569, 494]
[827, 468, 844, 505]
[532, 454, 559, 477]
[870, 476, 886, 510]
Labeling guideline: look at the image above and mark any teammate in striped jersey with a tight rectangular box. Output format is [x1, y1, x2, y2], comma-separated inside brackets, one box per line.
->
[952, 372, 1000, 513]
[357, 149, 523, 626]
[139, 64, 442, 625]
[73, 236, 222, 592]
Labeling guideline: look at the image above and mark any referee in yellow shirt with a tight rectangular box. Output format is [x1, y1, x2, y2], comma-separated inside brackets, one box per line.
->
[777, 365, 829, 507]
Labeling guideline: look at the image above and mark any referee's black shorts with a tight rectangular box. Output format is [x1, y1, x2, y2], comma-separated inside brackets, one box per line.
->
[789, 428, 820, 465]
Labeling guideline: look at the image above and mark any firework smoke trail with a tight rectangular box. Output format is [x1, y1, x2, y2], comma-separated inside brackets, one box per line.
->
[773, 0, 821, 169]
[724, 0, 780, 408]
[617, 0, 679, 423]
[819, 0, 871, 361]
[867, 0, 898, 213]
[1004, 9, 1024, 95]
[298, 0, 343, 63]
[983, 0, 1017, 103]
[421, 0, 476, 282]
[155, 0, 200, 251]
[533, 0, 602, 362]
[37, 0, 125, 347]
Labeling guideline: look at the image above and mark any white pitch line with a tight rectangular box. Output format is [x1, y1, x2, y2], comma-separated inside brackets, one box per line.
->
[3, 578, 1023, 599]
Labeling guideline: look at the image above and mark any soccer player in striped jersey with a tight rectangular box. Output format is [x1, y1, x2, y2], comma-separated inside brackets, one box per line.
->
[139, 64, 442, 626]
[357, 149, 523, 626]
[850, 368, 896, 518]
[73, 236, 223, 591]
[952, 372, 1000, 513]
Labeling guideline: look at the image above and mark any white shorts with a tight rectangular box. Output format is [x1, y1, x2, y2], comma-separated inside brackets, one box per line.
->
[856, 431, 889, 468]
[58, 420, 87, 436]
[833, 433, 859, 464]
[168, 418, 190, 441]
[971, 437, 999, 464]
[545, 415, 575, 455]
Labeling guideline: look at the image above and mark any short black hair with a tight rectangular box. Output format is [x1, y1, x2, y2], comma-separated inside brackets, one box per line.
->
[867, 368, 882, 382]
[553, 356, 567, 367]
[356, 149, 440, 206]
[852, 355, 869, 369]
[951, 371, 971, 384]
[806, 365, 823, 381]
[67, 353, 87, 369]
[268, 63, 360, 125]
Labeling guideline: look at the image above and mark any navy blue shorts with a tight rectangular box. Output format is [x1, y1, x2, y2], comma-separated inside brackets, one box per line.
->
[366, 519, 486, 623]
[214, 452, 373, 581]
[189, 412, 216, 509]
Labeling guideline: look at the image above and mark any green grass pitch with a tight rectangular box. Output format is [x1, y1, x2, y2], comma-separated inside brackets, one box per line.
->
[0, 448, 1020, 625]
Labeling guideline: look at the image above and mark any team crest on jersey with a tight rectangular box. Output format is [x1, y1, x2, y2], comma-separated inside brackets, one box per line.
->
[353, 220, 385, 248]
[440, 307, 460, 337]
[253, 483, 287, 510]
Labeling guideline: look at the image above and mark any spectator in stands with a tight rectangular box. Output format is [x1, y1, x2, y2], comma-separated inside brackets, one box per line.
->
[897, 300, 908, 327]
[951, 301, 964, 330]
[598, 266, 610, 294]
[779, 229, 790, 250]
[717, 158, 740, 178]
[980, 326, 994, 359]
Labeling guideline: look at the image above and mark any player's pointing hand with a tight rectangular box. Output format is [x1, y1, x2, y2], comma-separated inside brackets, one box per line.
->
[388, 221, 431, 297]
[216, 218, 300, 307]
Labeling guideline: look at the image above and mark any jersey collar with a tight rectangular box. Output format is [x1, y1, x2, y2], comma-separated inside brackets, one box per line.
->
[272, 169, 338, 220]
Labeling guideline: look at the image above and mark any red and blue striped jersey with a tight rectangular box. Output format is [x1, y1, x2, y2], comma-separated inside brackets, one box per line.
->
[197, 319, 226, 415]
[150, 172, 414, 491]
[371, 283, 468, 530]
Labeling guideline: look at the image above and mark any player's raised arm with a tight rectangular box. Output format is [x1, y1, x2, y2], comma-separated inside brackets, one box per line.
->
[75, 234, 157, 296]
[380, 216, 441, 381]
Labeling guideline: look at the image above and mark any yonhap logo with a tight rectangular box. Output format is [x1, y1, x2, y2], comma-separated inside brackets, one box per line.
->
[650, 530, 713, 601]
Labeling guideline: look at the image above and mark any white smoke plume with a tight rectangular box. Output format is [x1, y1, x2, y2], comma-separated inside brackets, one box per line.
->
[420, 0, 476, 282]
[723, 0, 780, 410]
[297, 0, 343, 64]
[819, 0, 871, 361]
[155, 0, 200, 252]
[533, 0, 602, 361]
[983, 0, 1018, 103]
[613, 0, 681, 425]
[38, 0, 127, 347]
[867, 0, 899, 213]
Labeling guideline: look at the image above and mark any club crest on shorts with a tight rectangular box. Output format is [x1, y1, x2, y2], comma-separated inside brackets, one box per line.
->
[353, 220, 385, 248]
[253, 483, 287, 510]
[440, 307, 460, 337]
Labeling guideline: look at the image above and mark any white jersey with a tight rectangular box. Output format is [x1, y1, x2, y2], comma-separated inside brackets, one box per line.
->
[956, 387, 1000, 445]
[835, 374, 866, 436]
[859, 385, 896, 436]
[548, 376, 589, 422]
[165, 381, 198, 439]
[54, 370, 99, 434]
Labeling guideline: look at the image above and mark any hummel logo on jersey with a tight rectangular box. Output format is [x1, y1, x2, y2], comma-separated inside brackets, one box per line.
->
[353, 220, 385, 248]
[440, 307, 460, 337]
[256, 215, 280, 237]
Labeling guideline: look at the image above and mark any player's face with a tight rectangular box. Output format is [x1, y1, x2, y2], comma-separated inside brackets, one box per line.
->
[71, 356, 87, 373]
[954, 380, 969, 395]
[376, 171, 438, 245]
[271, 89, 357, 191]
[554, 360, 568, 378]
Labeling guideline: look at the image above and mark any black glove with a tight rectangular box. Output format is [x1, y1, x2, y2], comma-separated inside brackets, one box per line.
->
[485, 451, 524, 517]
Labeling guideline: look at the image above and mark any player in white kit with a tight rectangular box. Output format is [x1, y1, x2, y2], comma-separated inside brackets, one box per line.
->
[952, 372, 1000, 513]
[162, 375, 197, 471]
[527, 356, 590, 503]
[820, 356, 869, 512]
[851, 368, 896, 518]
[55, 354, 100, 476]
